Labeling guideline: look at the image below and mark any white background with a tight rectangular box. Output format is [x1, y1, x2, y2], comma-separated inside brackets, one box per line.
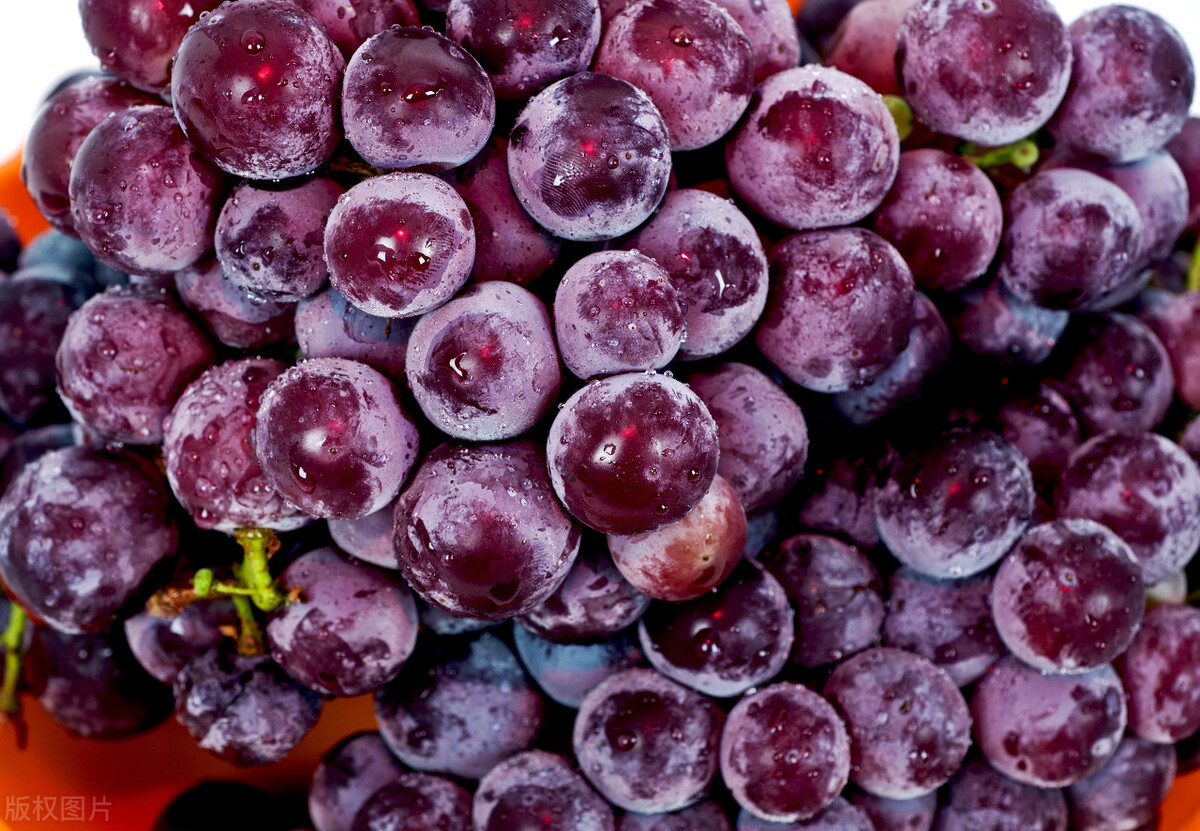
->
[0, 0, 1197, 157]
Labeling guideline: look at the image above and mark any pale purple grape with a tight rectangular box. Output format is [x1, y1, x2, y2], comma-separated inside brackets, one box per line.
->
[473, 750, 615, 831]
[736, 798, 873, 831]
[795, 446, 893, 549]
[1139, 288, 1200, 411]
[0, 424, 74, 496]
[309, 732, 406, 831]
[0, 273, 86, 424]
[290, 0, 421, 58]
[1067, 735, 1176, 831]
[935, 758, 1068, 831]
[328, 497, 399, 568]
[513, 626, 643, 708]
[174, 256, 296, 350]
[712, 0, 799, 82]
[993, 383, 1080, 490]
[350, 773, 471, 831]
[849, 791, 937, 831]
[124, 601, 239, 685]
[944, 279, 1070, 368]
[1117, 603, 1200, 743]
[824, 0, 916, 95]
[619, 802, 730, 831]
[296, 287, 416, 381]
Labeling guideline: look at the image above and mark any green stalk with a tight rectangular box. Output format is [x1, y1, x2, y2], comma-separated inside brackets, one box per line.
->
[1187, 235, 1200, 293]
[234, 529, 286, 613]
[962, 138, 1039, 171]
[0, 605, 27, 715]
[882, 95, 913, 143]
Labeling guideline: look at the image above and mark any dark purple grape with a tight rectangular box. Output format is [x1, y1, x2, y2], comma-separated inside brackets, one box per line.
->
[171, 0, 345, 179]
[507, 72, 672, 241]
[687, 362, 808, 513]
[972, 656, 1126, 787]
[935, 758, 1068, 831]
[418, 598, 501, 637]
[350, 773, 471, 831]
[1117, 603, 1200, 744]
[1166, 116, 1200, 230]
[328, 497, 399, 569]
[883, 567, 1003, 687]
[175, 256, 296, 350]
[993, 383, 1080, 490]
[639, 562, 793, 697]
[1055, 431, 1200, 584]
[824, 0, 915, 95]
[1140, 288, 1200, 411]
[0, 424, 74, 496]
[25, 626, 172, 738]
[124, 601, 240, 685]
[944, 279, 1070, 368]
[392, 440, 581, 619]
[1049, 6, 1194, 163]
[756, 228, 914, 393]
[445, 0, 602, 100]
[514, 626, 643, 708]
[760, 533, 884, 669]
[736, 798, 873, 831]
[324, 172, 475, 318]
[896, 0, 1072, 144]
[0, 447, 177, 633]
[619, 802, 730, 831]
[0, 216, 17, 274]
[849, 791, 936, 831]
[573, 667, 723, 813]
[726, 65, 899, 230]
[0, 274, 84, 423]
[255, 358, 420, 520]
[68, 105, 226, 276]
[720, 682, 850, 822]
[296, 287, 416, 381]
[309, 732, 407, 831]
[374, 632, 545, 779]
[473, 750, 615, 831]
[1067, 735, 1176, 831]
[547, 372, 719, 534]
[824, 647, 972, 799]
[795, 447, 893, 549]
[342, 27, 495, 171]
[292, 0, 421, 58]
[173, 647, 323, 766]
[624, 189, 769, 360]
[405, 281, 561, 440]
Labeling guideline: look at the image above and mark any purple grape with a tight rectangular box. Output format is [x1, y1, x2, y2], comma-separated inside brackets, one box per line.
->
[849, 791, 936, 831]
[473, 750, 615, 831]
[309, 732, 407, 831]
[935, 758, 1068, 831]
[124, 601, 240, 686]
[343, 27, 495, 171]
[760, 533, 884, 669]
[296, 287, 416, 381]
[173, 647, 322, 766]
[993, 383, 1080, 490]
[514, 626, 643, 708]
[972, 656, 1126, 787]
[999, 168, 1144, 312]
[824, 0, 915, 95]
[736, 798, 873, 831]
[595, 0, 753, 151]
[824, 647, 972, 799]
[1055, 431, 1200, 584]
[726, 64, 898, 230]
[374, 632, 545, 779]
[171, 0, 345, 180]
[507, 72, 672, 241]
[720, 682, 850, 822]
[1166, 116, 1200, 230]
[328, 497, 399, 569]
[255, 358, 420, 520]
[174, 256, 296, 350]
[406, 281, 561, 440]
[944, 279, 1070, 368]
[1049, 6, 1194, 163]
[686, 362, 808, 513]
[1117, 603, 1200, 744]
[619, 802, 731, 831]
[638, 562, 793, 697]
[350, 773, 472, 831]
[795, 446, 893, 549]
[896, 0, 1072, 145]
[417, 599, 501, 637]
[0, 447, 177, 633]
[1067, 735, 1176, 831]
[215, 177, 343, 302]
[1140, 289, 1200, 411]
[392, 440, 581, 619]
[68, 105, 226, 276]
[883, 567, 1003, 687]
[0, 424, 75, 496]
[875, 428, 1035, 579]
[710, 0, 798, 83]
[324, 172, 475, 318]
[0, 274, 84, 423]
[445, 0, 603, 100]
[573, 667, 723, 813]
[547, 372, 719, 534]
[292, 0, 421, 58]
[756, 228, 914, 393]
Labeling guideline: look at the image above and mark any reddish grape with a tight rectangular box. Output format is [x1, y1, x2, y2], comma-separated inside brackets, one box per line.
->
[350, 773, 471, 831]
[296, 287, 416, 381]
[292, 0, 421, 58]
[824, 0, 916, 95]
[0, 274, 85, 423]
[124, 601, 239, 686]
[473, 750, 615, 831]
[936, 758, 1068, 831]
[619, 802, 730, 831]
[513, 626, 643, 708]
[945, 279, 1069, 368]
[1067, 735, 1176, 831]
[736, 798, 873, 831]
[174, 256, 296, 350]
[1140, 288, 1200, 410]
[849, 791, 936, 831]
[328, 497, 399, 569]
[712, 0, 798, 83]
[1117, 603, 1200, 743]
[309, 732, 407, 831]
[993, 383, 1080, 490]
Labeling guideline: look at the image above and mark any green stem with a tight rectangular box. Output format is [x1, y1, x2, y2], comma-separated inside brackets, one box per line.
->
[1187, 236, 1200, 293]
[234, 529, 285, 613]
[882, 95, 913, 143]
[962, 138, 1039, 171]
[231, 595, 265, 657]
[0, 605, 27, 715]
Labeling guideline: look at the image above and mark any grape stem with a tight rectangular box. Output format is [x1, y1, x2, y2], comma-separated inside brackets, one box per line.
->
[961, 138, 1039, 171]
[231, 595, 265, 657]
[0, 604, 27, 716]
[234, 529, 287, 613]
[882, 95, 913, 143]
[1187, 236, 1200, 293]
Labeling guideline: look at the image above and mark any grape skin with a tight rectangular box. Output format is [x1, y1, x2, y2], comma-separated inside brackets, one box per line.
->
[713, 0, 799, 83]
[993, 383, 1080, 491]
[308, 732, 407, 831]
[124, 601, 239, 686]
[735, 797, 873, 830]
[474, 750, 615, 831]
[513, 626, 643, 708]
[1165, 116, 1200, 230]
[0, 274, 86, 424]
[619, 802, 730, 831]
[292, 0, 421, 58]
[1139, 288, 1200, 411]
[328, 497, 400, 569]
[174, 256, 296, 351]
[944, 279, 1070, 368]
[1066, 735, 1176, 831]
[350, 773, 472, 831]
[1117, 603, 1200, 744]
[849, 790, 937, 831]
[935, 758, 1068, 831]
[824, 0, 916, 95]
[296, 287, 416, 381]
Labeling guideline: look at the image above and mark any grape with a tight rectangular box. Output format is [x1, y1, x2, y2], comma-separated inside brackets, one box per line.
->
[406, 281, 561, 440]
[871, 149, 1003, 293]
[215, 178, 343, 302]
[991, 519, 1144, 674]
[374, 632, 545, 779]
[972, 656, 1126, 787]
[1116, 603, 1200, 743]
[595, 0, 754, 151]
[993, 383, 1080, 491]
[0, 424, 75, 495]
[756, 228, 914, 393]
[343, 27, 495, 171]
[418, 598, 502, 637]
[638, 562, 793, 697]
[1067, 735, 1176, 831]
[445, 0, 603, 100]
[720, 682, 850, 822]
[795, 446, 893, 549]
[547, 372, 719, 534]
[896, 0, 1072, 145]
[1166, 116, 1200, 230]
[935, 758, 1068, 831]
[26, 626, 173, 738]
[21, 76, 158, 234]
[573, 667, 723, 813]
[350, 773, 472, 831]
[607, 474, 746, 601]
[624, 189, 769, 360]
[619, 802, 730, 831]
[291, 0, 421, 58]
[1049, 6, 1194, 163]
[309, 732, 407, 831]
[1139, 289, 1200, 410]
[711, 0, 798, 83]
[726, 65, 899, 230]
[124, 600, 240, 685]
[999, 169, 1144, 312]
[174, 256, 296, 350]
[0, 273, 85, 423]
[17, 231, 112, 291]
[392, 440, 581, 619]
[171, 0, 345, 179]
[875, 428, 1035, 579]
[0, 447, 177, 633]
[328, 497, 399, 569]
[507, 72, 672, 241]
[760, 533, 884, 669]
[848, 791, 936, 831]
[736, 797, 874, 831]
[324, 172, 476, 318]
[255, 358, 420, 520]
[687, 362, 808, 512]
[173, 647, 323, 767]
[1055, 431, 1200, 584]
[473, 750, 615, 831]
[296, 287, 416, 381]
[824, 0, 915, 95]
[944, 279, 1070, 368]
[68, 105, 226, 276]
[513, 626, 643, 708]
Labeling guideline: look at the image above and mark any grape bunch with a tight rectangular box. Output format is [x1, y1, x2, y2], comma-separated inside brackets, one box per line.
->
[1, 0, 1199, 829]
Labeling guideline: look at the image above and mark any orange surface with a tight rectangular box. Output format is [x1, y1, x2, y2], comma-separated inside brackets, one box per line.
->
[0, 153, 49, 247]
